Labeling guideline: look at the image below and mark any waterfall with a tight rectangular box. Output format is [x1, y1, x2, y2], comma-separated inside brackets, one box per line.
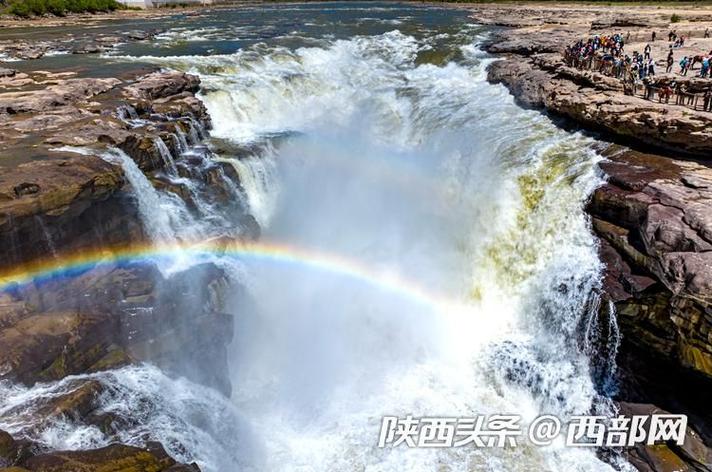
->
[187, 118, 203, 144]
[175, 128, 189, 153]
[100, 148, 180, 243]
[34, 216, 58, 258]
[212, 153, 278, 227]
[582, 294, 622, 396]
[117, 104, 139, 121]
[26, 8, 627, 472]
[153, 137, 178, 174]
[169, 29, 612, 471]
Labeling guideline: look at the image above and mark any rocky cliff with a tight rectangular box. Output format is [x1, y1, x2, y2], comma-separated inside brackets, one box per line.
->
[0, 64, 255, 470]
[0, 64, 257, 388]
[473, 4, 712, 471]
[0, 68, 217, 269]
[485, 37, 712, 158]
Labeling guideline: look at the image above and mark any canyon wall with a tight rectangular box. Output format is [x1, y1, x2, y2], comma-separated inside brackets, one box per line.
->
[0, 67, 256, 471]
[476, 7, 712, 469]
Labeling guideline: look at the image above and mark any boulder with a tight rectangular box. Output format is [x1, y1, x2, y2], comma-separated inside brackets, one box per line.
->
[124, 72, 201, 101]
[0, 430, 35, 467]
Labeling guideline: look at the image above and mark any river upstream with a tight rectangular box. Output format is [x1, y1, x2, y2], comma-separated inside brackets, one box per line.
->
[0, 2, 626, 471]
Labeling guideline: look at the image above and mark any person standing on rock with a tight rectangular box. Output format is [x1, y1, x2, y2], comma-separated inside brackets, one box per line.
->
[644, 44, 652, 60]
[704, 89, 712, 111]
[675, 82, 686, 105]
[659, 82, 674, 103]
[706, 28, 710, 39]
[667, 48, 675, 73]
[652, 31, 657, 42]
[643, 76, 653, 100]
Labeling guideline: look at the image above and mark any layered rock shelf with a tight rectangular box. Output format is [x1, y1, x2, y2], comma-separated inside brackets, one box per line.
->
[485, 32, 712, 158]
[0, 68, 215, 268]
[0, 58, 253, 471]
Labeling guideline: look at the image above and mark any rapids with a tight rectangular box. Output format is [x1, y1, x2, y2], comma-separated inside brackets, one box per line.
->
[0, 4, 626, 472]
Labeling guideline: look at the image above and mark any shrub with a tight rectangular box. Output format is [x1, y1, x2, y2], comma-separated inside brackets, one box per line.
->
[671, 13, 681, 23]
[8, 0, 120, 17]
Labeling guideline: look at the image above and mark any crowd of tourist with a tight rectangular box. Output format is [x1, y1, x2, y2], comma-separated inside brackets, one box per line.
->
[563, 29, 712, 111]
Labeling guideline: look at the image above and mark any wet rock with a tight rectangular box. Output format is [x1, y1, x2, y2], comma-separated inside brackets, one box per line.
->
[0, 152, 132, 269]
[12, 183, 40, 197]
[71, 43, 106, 55]
[618, 403, 712, 472]
[0, 262, 235, 395]
[125, 72, 201, 101]
[0, 430, 37, 468]
[0, 311, 123, 385]
[588, 149, 712, 383]
[0, 380, 108, 434]
[18, 442, 197, 472]
[125, 30, 153, 41]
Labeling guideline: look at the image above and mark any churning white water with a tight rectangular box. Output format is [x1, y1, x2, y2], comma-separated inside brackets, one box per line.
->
[1, 14, 625, 472]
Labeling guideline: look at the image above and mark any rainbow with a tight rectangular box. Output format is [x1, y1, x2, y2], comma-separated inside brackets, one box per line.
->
[0, 240, 452, 309]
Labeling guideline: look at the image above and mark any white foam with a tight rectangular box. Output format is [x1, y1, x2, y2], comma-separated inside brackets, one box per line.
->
[42, 24, 623, 472]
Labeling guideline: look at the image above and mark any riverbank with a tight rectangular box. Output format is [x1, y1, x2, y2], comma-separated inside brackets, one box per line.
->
[0, 6, 174, 27]
[473, 3, 712, 470]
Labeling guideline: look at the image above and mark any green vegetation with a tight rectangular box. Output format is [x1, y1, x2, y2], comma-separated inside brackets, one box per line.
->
[671, 13, 681, 22]
[7, 0, 121, 17]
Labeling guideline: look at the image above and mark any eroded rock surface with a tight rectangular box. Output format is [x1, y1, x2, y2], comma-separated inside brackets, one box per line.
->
[0, 69, 217, 269]
[0, 29, 162, 62]
[0, 430, 200, 472]
[587, 149, 712, 445]
[486, 50, 712, 157]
